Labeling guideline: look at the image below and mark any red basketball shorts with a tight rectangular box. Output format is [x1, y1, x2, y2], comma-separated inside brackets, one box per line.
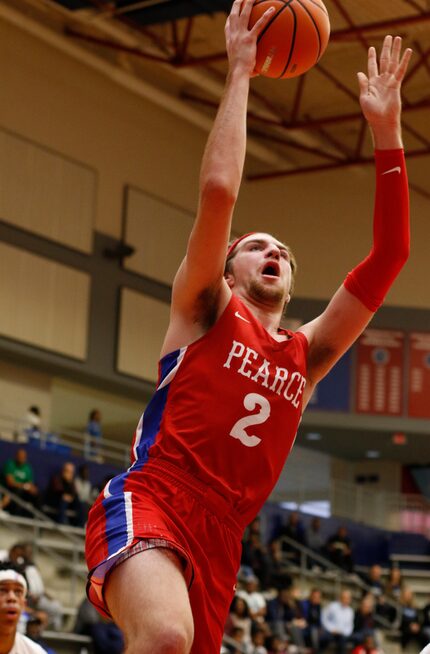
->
[85, 458, 244, 653]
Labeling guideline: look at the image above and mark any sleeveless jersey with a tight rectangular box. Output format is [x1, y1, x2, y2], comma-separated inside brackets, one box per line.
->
[129, 293, 308, 526]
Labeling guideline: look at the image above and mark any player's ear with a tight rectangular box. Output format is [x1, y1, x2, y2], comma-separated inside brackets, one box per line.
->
[224, 271, 235, 288]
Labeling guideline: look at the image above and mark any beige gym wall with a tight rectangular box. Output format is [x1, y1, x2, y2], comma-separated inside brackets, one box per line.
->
[0, 16, 427, 309]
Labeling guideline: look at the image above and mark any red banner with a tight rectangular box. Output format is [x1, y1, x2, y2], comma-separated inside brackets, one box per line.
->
[408, 332, 430, 418]
[356, 329, 405, 415]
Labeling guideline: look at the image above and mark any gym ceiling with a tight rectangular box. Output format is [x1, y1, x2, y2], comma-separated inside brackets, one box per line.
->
[4, 0, 430, 196]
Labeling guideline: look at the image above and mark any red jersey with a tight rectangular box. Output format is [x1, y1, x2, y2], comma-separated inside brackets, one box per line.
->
[131, 292, 307, 526]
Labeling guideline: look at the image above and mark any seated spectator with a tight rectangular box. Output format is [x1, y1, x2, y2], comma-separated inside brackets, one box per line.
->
[278, 512, 305, 566]
[399, 588, 422, 650]
[237, 575, 267, 623]
[322, 589, 354, 654]
[300, 587, 329, 651]
[325, 526, 354, 572]
[242, 530, 272, 590]
[45, 462, 85, 527]
[364, 565, 384, 597]
[85, 409, 103, 459]
[226, 626, 249, 654]
[225, 596, 253, 647]
[75, 464, 96, 516]
[74, 597, 124, 654]
[421, 598, 430, 649]
[26, 617, 58, 654]
[265, 634, 288, 653]
[352, 634, 381, 654]
[0, 487, 11, 511]
[251, 627, 268, 654]
[384, 565, 404, 601]
[352, 594, 377, 645]
[266, 585, 307, 648]
[2, 448, 41, 516]
[23, 406, 43, 446]
[266, 540, 292, 590]
[306, 516, 325, 554]
[20, 542, 63, 632]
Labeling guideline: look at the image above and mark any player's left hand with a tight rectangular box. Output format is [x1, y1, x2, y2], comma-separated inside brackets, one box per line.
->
[357, 35, 412, 128]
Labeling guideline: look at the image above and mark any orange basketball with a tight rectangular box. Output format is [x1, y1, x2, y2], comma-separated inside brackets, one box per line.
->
[249, 0, 330, 79]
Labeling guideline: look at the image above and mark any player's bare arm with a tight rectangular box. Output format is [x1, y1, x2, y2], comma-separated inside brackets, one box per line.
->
[300, 36, 412, 400]
[162, 0, 275, 357]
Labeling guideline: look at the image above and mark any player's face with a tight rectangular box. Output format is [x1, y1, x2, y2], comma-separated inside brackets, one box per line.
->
[226, 233, 292, 308]
[0, 581, 25, 627]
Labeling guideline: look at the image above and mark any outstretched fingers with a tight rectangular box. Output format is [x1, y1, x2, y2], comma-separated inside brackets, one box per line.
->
[379, 35, 393, 74]
[367, 46, 378, 79]
[249, 5, 276, 36]
[395, 46, 413, 82]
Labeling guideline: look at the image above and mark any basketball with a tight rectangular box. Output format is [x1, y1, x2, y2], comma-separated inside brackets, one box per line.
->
[249, 0, 331, 79]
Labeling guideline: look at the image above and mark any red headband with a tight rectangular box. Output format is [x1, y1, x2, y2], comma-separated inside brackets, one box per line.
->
[226, 232, 257, 258]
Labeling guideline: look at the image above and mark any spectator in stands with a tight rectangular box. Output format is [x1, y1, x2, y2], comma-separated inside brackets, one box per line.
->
[19, 542, 63, 632]
[352, 634, 381, 654]
[251, 627, 268, 654]
[399, 587, 422, 650]
[277, 512, 306, 566]
[85, 409, 103, 459]
[265, 634, 288, 653]
[305, 516, 325, 554]
[74, 597, 124, 654]
[45, 462, 85, 527]
[0, 487, 10, 511]
[2, 448, 41, 516]
[266, 585, 307, 648]
[321, 588, 354, 654]
[0, 561, 46, 653]
[75, 464, 95, 517]
[226, 626, 249, 654]
[384, 565, 404, 601]
[352, 594, 377, 646]
[225, 596, 253, 647]
[26, 616, 57, 654]
[237, 575, 267, 623]
[421, 599, 430, 649]
[23, 406, 43, 446]
[364, 565, 384, 597]
[266, 540, 292, 590]
[242, 529, 272, 590]
[300, 587, 328, 651]
[325, 526, 354, 572]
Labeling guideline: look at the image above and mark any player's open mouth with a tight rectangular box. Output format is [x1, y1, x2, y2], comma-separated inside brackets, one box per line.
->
[262, 263, 280, 277]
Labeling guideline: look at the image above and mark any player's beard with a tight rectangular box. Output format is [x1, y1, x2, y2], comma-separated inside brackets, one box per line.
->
[249, 278, 286, 309]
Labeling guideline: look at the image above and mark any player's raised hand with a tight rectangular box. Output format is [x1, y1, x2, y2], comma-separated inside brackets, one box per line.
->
[225, 0, 275, 77]
[357, 35, 412, 128]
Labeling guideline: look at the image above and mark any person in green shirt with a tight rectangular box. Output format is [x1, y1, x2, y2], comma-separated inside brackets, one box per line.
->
[2, 448, 40, 516]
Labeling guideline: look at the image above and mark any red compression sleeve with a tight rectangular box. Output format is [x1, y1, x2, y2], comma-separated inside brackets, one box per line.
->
[343, 149, 410, 312]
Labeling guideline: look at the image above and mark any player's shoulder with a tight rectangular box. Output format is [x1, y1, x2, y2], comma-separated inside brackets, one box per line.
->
[14, 632, 48, 653]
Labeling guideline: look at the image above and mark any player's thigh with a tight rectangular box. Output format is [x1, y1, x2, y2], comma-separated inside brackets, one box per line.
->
[105, 547, 194, 649]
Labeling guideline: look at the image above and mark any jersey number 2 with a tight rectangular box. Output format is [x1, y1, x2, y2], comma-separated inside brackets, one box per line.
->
[230, 393, 271, 448]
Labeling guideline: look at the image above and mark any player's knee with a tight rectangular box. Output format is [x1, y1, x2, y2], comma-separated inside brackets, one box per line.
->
[127, 622, 193, 654]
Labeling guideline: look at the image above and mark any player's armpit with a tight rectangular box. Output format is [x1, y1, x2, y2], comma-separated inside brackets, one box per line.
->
[299, 285, 373, 386]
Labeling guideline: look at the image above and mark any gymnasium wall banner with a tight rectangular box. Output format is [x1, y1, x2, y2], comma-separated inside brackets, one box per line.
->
[408, 332, 430, 419]
[355, 329, 405, 416]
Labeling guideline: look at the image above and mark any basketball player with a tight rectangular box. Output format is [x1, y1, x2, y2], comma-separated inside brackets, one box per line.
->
[0, 563, 46, 654]
[85, 1, 412, 652]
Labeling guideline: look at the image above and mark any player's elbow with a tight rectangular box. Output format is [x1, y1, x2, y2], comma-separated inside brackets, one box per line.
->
[200, 177, 238, 211]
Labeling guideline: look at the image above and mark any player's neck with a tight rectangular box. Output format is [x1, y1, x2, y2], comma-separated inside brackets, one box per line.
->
[239, 295, 286, 340]
[0, 625, 15, 654]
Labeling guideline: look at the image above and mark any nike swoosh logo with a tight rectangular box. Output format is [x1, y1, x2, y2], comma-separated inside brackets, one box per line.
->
[235, 311, 251, 324]
[382, 166, 401, 176]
